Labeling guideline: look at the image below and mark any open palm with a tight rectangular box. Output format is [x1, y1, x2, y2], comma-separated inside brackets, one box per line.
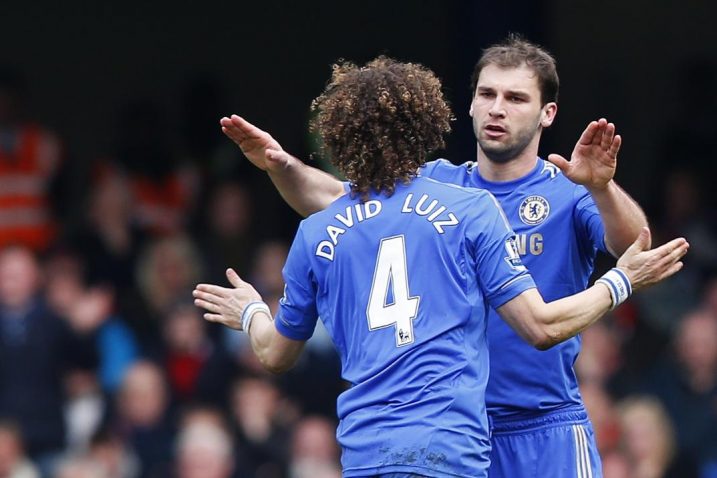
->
[220, 115, 283, 171]
[548, 118, 621, 190]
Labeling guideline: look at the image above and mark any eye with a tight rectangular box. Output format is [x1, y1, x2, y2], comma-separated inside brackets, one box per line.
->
[509, 95, 526, 103]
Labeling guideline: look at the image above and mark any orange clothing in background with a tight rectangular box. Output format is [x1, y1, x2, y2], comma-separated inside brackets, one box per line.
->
[0, 124, 60, 251]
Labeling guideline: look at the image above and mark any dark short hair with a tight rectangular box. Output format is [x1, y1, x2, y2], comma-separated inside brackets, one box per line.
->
[311, 57, 453, 201]
[471, 35, 559, 105]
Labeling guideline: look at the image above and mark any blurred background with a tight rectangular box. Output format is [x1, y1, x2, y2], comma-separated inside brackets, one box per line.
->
[0, 1, 715, 477]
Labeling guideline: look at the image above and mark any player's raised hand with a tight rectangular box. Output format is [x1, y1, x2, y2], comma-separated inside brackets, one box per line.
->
[220, 115, 290, 172]
[193, 268, 263, 330]
[547, 118, 621, 190]
[616, 227, 689, 290]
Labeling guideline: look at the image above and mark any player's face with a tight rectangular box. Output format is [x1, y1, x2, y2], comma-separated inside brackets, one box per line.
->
[470, 64, 556, 163]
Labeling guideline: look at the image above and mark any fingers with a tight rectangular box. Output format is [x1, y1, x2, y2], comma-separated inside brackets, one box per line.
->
[600, 121, 615, 151]
[203, 313, 223, 323]
[579, 121, 599, 146]
[193, 297, 221, 314]
[219, 115, 261, 141]
[591, 118, 606, 147]
[194, 284, 229, 298]
[641, 238, 689, 283]
[608, 135, 621, 159]
[656, 238, 689, 263]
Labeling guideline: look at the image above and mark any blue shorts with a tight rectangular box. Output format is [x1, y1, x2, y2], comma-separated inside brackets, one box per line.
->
[488, 409, 602, 478]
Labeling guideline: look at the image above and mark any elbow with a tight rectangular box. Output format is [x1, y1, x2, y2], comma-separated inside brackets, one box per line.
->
[258, 353, 296, 375]
[533, 337, 557, 351]
[529, 327, 561, 351]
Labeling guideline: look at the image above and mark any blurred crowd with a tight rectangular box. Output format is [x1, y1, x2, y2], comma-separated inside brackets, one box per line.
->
[0, 63, 715, 478]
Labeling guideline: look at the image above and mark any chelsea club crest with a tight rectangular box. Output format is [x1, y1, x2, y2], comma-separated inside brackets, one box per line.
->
[519, 195, 550, 225]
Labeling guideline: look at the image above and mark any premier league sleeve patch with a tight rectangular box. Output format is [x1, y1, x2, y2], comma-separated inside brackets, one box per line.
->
[504, 236, 527, 271]
[518, 195, 550, 225]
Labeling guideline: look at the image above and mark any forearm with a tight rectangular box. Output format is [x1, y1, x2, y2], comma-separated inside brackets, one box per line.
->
[247, 310, 304, 374]
[536, 285, 612, 348]
[498, 285, 612, 350]
[589, 180, 648, 256]
[267, 158, 345, 217]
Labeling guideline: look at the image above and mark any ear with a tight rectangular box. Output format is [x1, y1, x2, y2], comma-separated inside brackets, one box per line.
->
[469, 101, 475, 118]
[540, 102, 558, 127]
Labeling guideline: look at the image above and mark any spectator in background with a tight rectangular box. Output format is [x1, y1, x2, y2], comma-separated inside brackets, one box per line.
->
[135, 235, 203, 348]
[52, 454, 105, 478]
[174, 407, 234, 478]
[196, 180, 256, 285]
[641, 309, 717, 472]
[158, 300, 234, 408]
[113, 361, 174, 478]
[249, 240, 288, 301]
[114, 100, 198, 237]
[44, 249, 138, 395]
[0, 246, 97, 469]
[616, 396, 697, 478]
[0, 69, 62, 252]
[288, 416, 340, 478]
[229, 376, 292, 477]
[0, 420, 39, 478]
[75, 170, 146, 305]
[580, 382, 622, 459]
[86, 427, 139, 478]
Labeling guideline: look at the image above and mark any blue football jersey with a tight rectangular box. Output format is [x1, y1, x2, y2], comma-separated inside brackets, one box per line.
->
[276, 177, 535, 477]
[420, 158, 608, 420]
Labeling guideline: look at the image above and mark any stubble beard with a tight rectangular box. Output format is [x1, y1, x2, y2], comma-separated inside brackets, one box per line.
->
[474, 119, 541, 164]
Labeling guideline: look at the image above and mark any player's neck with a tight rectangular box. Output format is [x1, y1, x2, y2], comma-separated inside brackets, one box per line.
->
[475, 146, 539, 182]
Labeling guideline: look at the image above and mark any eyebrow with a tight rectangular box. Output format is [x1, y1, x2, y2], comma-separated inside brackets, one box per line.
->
[477, 86, 531, 98]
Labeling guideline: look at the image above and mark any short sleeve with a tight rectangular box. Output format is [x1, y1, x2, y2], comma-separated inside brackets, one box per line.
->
[573, 186, 608, 254]
[467, 192, 536, 308]
[275, 225, 319, 341]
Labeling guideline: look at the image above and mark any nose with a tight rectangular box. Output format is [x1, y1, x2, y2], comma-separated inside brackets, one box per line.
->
[488, 97, 506, 118]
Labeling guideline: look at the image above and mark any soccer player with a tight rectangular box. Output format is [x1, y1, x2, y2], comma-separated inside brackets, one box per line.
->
[218, 37, 654, 477]
[194, 57, 687, 478]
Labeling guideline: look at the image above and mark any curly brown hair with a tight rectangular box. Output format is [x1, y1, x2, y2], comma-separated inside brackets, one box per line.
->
[310, 57, 453, 201]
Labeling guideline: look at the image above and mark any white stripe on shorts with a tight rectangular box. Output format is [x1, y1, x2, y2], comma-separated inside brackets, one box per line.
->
[572, 424, 593, 478]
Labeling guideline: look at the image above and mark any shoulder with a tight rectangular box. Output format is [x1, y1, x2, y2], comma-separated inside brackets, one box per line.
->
[421, 158, 478, 175]
[418, 175, 493, 201]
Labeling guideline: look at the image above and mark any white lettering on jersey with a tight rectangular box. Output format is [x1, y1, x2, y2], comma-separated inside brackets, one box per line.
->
[315, 200, 383, 261]
[401, 193, 460, 234]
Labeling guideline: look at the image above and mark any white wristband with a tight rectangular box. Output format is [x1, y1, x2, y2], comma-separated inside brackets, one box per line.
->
[596, 267, 632, 310]
[241, 301, 271, 333]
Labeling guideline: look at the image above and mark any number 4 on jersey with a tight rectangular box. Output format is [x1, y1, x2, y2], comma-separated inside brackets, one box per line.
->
[367, 236, 420, 347]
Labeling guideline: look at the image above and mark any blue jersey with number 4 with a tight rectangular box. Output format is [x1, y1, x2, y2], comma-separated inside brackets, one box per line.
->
[421, 158, 608, 421]
[276, 176, 535, 478]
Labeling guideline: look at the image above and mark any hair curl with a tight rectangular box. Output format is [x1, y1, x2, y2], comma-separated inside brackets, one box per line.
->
[310, 57, 453, 201]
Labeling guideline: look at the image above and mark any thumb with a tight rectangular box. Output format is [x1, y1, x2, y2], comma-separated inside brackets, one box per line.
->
[226, 268, 245, 288]
[627, 227, 651, 254]
[547, 153, 570, 172]
[265, 149, 291, 172]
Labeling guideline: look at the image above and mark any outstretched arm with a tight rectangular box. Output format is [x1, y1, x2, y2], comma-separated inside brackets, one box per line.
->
[547, 118, 648, 256]
[221, 115, 345, 216]
[498, 228, 688, 350]
[193, 268, 304, 374]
